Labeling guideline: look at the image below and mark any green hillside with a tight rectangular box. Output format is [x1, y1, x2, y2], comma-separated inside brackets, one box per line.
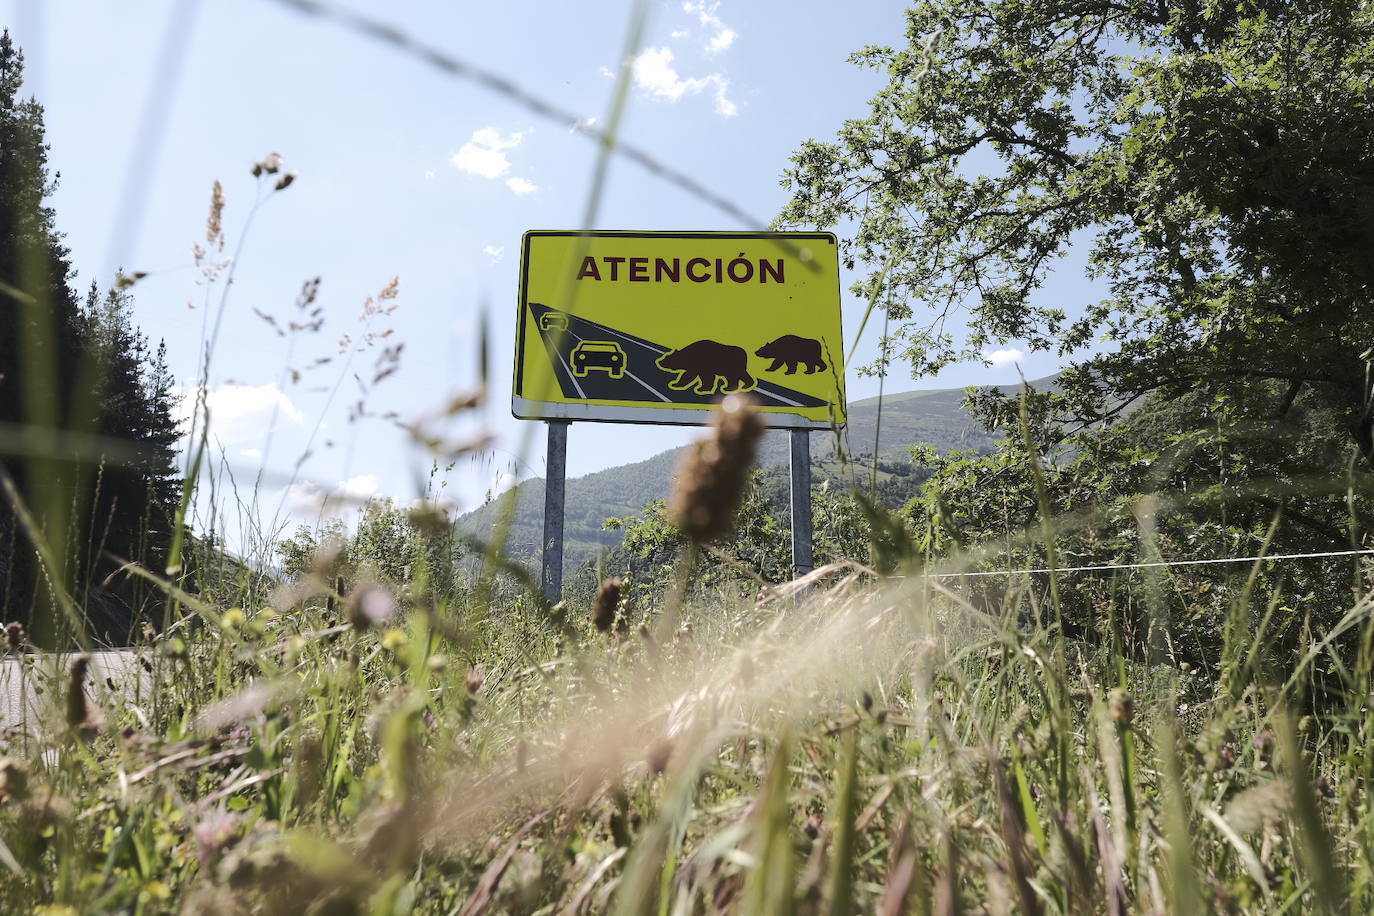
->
[456, 378, 1045, 569]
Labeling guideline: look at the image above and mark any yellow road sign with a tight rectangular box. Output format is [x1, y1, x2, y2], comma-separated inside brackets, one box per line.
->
[512, 231, 846, 429]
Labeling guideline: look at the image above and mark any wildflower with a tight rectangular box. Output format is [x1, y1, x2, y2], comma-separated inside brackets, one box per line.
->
[427, 654, 447, 673]
[669, 394, 763, 543]
[3, 620, 24, 651]
[465, 665, 486, 695]
[141, 881, 172, 903]
[381, 628, 409, 652]
[592, 578, 622, 632]
[221, 607, 246, 630]
[274, 171, 297, 191]
[345, 585, 396, 630]
[192, 807, 241, 868]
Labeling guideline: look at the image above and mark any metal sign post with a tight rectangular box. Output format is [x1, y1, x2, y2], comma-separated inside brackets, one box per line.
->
[515, 231, 846, 601]
[789, 428, 813, 577]
[541, 420, 569, 602]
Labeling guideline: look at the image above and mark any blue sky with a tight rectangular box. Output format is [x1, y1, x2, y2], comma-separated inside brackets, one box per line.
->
[2, 0, 1073, 550]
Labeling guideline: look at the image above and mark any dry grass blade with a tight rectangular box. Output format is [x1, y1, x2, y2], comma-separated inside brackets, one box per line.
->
[560, 847, 627, 916]
[457, 809, 552, 916]
[880, 814, 923, 916]
[992, 755, 1042, 916]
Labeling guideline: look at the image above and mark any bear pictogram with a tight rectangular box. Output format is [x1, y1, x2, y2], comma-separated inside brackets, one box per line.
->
[755, 335, 827, 375]
[656, 340, 756, 394]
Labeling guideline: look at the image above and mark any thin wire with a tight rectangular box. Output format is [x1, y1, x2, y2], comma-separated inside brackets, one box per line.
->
[910, 548, 1374, 579]
[264, 0, 769, 229]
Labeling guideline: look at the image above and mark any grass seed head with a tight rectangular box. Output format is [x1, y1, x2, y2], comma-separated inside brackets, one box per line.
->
[669, 394, 764, 544]
[647, 738, 673, 775]
[206, 179, 224, 244]
[345, 584, 396, 630]
[66, 654, 91, 730]
[1108, 688, 1134, 724]
[593, 577, 623, 632]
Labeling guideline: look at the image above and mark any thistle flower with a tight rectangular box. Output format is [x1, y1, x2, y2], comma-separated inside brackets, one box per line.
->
[465, 665, 486, 695]
[592, 578, 622, 632]
[668, 394, 763, 543]
[192, 807, 241, 868]
[344, 585, 396, 630]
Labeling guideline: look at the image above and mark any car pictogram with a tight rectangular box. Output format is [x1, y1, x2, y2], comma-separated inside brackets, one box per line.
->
[571, 340, 626, 379]
[539, 312, 569, 332]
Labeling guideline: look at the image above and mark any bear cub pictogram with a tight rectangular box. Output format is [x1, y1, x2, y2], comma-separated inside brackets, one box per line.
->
[656, 340, 756, 394]
[755, 335, 827, 375]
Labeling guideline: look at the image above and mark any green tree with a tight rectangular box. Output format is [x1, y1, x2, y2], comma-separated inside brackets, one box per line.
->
[905, 382, 1371, 670]
[778, 0, 1374, 468]
[0, 30, 182, 642]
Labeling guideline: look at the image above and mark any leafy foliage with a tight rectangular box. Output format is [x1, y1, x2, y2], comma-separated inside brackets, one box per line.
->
[778, 0, 1374, 467]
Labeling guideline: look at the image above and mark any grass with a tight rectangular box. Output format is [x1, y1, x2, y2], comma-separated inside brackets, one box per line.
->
[3, 525, 1373, 913]
[3, 6, 1372, 913]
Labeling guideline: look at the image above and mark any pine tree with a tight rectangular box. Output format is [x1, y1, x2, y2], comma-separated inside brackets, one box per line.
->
[1, 30, 182, 644]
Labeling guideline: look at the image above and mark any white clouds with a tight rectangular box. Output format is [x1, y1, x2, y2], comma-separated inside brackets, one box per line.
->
[177, 383, 304, 447]
[338, 474, 379, 502]
[451, 127, 524, 178]
[450, 127, 539, 194]
[482, 244, 505, 263]
[713, 85, 739, 117]
[632, 47, 705, 100]
[683, 1, 736, 53]
[283, 474, 379, 518]
[985, 347, 1025, 367]
[630, 47, 737, 116]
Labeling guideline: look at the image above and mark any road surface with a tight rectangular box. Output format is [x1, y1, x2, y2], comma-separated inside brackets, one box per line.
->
[1, 650, 150, 730]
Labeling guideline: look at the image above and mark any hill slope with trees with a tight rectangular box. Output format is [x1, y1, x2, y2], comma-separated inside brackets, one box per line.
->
[456, 378, 1022, 570]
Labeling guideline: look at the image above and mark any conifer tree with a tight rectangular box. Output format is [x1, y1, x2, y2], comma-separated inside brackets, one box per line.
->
[1, 30, 181, 643]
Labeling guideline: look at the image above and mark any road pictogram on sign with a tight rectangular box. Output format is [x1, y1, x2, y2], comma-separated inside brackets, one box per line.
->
[513, 231, 845, 429]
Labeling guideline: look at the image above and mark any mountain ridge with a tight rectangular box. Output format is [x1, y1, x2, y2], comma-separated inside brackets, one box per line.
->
[459, 376, 1053, 569]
